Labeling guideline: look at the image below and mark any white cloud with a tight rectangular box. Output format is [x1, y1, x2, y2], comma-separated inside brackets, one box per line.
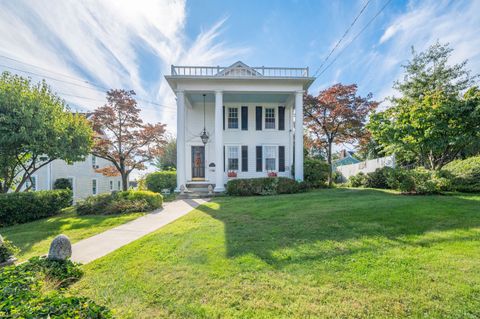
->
[374, 0, 480, 102]
[0, 0, 246, 131]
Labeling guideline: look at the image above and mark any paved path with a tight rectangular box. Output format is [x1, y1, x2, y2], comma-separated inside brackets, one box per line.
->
[71, 198, 209, 264]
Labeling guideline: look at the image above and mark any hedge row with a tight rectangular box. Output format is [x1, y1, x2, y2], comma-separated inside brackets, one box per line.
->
[443, 155, 480, 193]
[75, 190, 163, 215]
[227, 177, 307, 196]
[0, 190, 72, 226]
[145, 170, 177, 193]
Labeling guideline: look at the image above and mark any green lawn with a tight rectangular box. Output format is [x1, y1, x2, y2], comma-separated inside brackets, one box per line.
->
[1, 209, 143, 261]
[71, 189, 480, 318]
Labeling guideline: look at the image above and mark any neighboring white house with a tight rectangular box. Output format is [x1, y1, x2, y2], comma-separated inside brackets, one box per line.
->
[165, 61, 315, 192]
[23, 154, 123, 201]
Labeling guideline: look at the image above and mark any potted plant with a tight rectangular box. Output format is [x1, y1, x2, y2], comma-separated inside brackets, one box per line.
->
[227, 170, 237, 178]
[267, 171, 277, 177]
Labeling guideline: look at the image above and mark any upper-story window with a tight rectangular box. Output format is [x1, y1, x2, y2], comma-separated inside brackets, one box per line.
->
[227, 146, 239, 170]
[265, 108, 275, 129]
[92, 155, 97, 168]
[228, 107, 239, 129]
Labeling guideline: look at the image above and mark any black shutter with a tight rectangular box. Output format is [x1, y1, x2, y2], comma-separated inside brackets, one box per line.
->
[223, 106, 225, 130]
[256, 146, 263, 172]
[279, 146, 285, 172]
[241, 106, 248, 130]
[241, 146, 248, 172]
[278, 106, 285, 131]
[223, 146, 225, 172]
[255, 107, 262, 130]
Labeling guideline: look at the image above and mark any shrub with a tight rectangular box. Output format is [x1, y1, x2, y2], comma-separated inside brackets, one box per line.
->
[227, 177, 305, 196]
[0, 257, 112, 318]
[0, 236, 20, 263]
[348, 172, 367, 187]
[145, 170, 177, 193]
[75, 190, 162, 215]
[304, 158, 329, 188]
[0, 190, 72, 226]
[443, 156, 480, 192]
[364, 167, 394, 189]
[53, 178, 72, 190]
[386, 167, 450, 194]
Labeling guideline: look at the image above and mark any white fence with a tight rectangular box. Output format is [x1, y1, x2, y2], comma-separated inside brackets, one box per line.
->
[336, 155, 396, 181]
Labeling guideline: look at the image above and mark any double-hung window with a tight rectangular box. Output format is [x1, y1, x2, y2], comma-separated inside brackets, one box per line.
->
[265, 108, 275, 129]
[26, 176, 37, 191]
[228, 107, 239, 129]
[264, 145, 277, 171]
[92, 179, 97, 195]
[227, 146, 239, 170]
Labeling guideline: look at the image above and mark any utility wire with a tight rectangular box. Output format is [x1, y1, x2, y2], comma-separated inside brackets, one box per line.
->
[313, 0, 372, 78]
[316, 0, 393, 78]
[0, 60, 176, 109]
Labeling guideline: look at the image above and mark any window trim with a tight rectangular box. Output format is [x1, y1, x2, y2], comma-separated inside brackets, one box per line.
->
[263, 145, 278, 172]
[225, 144, 241, 171]
[264, 107, 276, 130]
[227, 107, 239, 130]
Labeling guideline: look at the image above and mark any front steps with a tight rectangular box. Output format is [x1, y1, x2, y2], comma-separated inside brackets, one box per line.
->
[177, 182, 218, 199]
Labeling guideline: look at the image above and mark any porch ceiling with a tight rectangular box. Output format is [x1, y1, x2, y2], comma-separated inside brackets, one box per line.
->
[187, 92, 291, 104]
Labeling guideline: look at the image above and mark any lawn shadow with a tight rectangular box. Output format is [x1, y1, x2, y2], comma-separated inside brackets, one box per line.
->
[196, 188, 480, 267]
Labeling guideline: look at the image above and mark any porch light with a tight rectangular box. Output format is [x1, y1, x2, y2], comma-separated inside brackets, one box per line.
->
[200, 94, 209, 145]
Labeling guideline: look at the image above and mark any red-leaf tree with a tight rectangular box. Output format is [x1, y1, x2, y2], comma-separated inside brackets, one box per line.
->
[92, 89, 166, 190]
[304, 84, 378, 186]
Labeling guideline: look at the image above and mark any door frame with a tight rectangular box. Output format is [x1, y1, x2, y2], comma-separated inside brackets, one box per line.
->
[191, 145, 206, 180]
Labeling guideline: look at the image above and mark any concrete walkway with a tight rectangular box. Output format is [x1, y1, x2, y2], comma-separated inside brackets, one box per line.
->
[71, 198, 209, 264]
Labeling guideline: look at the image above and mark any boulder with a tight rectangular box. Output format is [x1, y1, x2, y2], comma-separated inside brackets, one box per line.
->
[47, 234, 72, 260]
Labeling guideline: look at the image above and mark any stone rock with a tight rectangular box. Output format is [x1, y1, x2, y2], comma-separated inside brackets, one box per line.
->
[47, 234, 72, 260]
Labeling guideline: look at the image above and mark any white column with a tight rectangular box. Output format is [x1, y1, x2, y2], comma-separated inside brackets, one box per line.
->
[214, 90, 225, 192]
[294, 90, 304, 181]
[175, 90, 186, 192]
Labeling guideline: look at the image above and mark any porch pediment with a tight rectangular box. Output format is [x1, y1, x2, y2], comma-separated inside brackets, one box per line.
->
[216, 61, 263, 77]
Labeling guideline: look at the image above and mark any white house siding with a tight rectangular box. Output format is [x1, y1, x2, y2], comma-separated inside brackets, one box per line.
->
[336, 155, 396, 181]
[184, 101, 294, 183]
[22, 155, 122, 201]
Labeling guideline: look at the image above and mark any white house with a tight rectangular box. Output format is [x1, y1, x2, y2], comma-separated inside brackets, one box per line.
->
[165, 61, 315, 192]
[23, 154, 123, 201]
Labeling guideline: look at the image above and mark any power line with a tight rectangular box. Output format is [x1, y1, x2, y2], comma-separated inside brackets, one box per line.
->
[0, 61, 177, 109]
[316, 0, 393, 78]
[313, 0, 372, 78]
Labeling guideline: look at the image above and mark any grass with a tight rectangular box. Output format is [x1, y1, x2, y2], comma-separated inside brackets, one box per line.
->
[1, 208, 143, 261]
[71, 189, 480, 318]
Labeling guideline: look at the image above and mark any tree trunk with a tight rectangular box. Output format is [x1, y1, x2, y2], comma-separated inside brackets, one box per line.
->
[327, 141, 333, 187]
[121, 173, 128, 191]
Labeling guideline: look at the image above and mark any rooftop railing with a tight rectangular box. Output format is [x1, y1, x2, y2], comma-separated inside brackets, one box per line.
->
[171, 65, 310, 78]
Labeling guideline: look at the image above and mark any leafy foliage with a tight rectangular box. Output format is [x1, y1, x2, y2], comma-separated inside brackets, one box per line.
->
[75, 190, 162, 215]
[92, 89, 167, 190]
[0, 237, 20, 263]
[0, 190, 72, 226]
[53, 178, 72, 190]
[368, 43, 480, 169]
[348, 172, 367, 187]
[145, 170, 177, 193]
[303, 158, 329, 188]
[0, 257, 112, 318]
[304, 84, 378, 186]
[153, 136, 177, 170]
[227, 177, 306, 196]
[0, 71, 93, 193]
[443, 155, 480, 192]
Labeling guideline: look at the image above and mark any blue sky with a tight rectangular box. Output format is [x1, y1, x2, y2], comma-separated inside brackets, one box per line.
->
[0, 0, 479, 132]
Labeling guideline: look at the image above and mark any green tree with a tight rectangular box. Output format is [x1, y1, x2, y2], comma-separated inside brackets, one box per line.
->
[368, 43, 480, 170]
[153, 135, 176, 170]
[0, 72, 93, 192]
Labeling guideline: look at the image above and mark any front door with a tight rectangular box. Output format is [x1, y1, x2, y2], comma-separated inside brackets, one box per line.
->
[191, 146, 205, 180]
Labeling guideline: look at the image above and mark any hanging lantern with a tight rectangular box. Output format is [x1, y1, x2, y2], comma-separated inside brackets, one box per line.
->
[200, 94, 209, 145]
